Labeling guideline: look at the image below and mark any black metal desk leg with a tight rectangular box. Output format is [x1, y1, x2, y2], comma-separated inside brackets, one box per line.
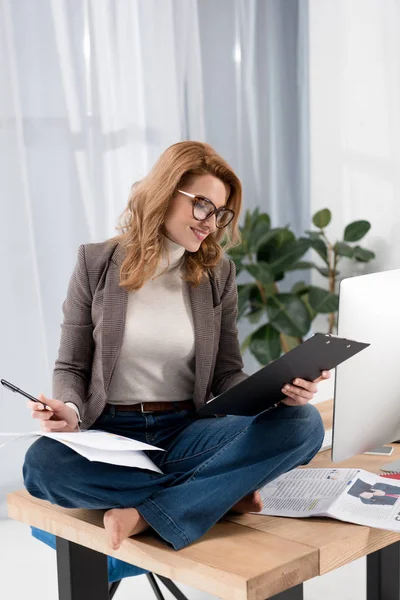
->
[268, 583, 304, 600]
[56, 536, 109, 600]
[367, 541, 400, 600]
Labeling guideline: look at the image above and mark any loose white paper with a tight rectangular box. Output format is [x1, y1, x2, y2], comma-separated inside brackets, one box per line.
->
[59, 439, 163, 473]
[0, 430, 164, 473]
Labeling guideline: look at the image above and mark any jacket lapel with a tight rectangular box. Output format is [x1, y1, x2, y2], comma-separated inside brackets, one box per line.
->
[102, 244, 128, 392]
[188, 275, 215, 403]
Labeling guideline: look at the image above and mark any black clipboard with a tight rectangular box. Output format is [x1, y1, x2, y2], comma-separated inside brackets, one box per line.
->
[197, 333, 369, 417]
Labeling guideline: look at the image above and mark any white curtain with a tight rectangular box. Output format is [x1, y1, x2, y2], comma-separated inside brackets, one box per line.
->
[0, 0, 309, 501]
[0, 0, 205, 396]
[199, 0, 310, 234]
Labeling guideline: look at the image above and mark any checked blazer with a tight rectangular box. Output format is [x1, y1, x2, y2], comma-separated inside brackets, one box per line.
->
[53, 241, 248, 430]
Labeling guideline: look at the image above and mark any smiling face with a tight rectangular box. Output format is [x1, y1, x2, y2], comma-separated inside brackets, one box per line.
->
[163, 174, 230, 252]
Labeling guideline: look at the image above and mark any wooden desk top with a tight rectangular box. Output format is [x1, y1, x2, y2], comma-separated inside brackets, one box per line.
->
[8, 489, 318, 600]
[7, 400, 400, 600]
[226, 400, 400, 577]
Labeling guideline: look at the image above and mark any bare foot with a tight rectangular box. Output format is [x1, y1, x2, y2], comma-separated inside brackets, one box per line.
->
[103, 507, 150, 550]
[229, 491, 263, 514]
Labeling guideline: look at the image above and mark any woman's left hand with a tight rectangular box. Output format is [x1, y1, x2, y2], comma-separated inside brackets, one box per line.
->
[281, 371, 331, 406]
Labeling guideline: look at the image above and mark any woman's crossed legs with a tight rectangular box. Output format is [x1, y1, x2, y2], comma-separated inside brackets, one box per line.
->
[23, 402, 324, 550]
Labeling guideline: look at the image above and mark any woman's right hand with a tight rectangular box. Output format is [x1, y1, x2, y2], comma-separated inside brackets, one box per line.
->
[27, 394, 79, 432]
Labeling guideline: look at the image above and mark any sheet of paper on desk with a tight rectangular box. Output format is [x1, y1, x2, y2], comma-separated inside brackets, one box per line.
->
[0, 430, 164, 473]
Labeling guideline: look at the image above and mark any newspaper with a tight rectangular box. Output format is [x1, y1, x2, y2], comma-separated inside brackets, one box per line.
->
[0, 430, 164, 473]
[256, 468, 400, 531]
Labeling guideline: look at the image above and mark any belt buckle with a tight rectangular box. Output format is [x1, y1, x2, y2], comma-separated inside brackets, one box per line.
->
[140, 402, 153, 414]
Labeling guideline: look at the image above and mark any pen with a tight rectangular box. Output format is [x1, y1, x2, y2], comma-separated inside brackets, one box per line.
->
[1, 379, 49, 409]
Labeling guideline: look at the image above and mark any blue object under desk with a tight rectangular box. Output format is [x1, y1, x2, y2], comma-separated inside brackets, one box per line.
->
[31, 526, 149, 583]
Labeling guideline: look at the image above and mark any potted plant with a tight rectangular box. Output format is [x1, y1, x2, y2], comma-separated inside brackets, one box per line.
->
[228, 208, 375, 366]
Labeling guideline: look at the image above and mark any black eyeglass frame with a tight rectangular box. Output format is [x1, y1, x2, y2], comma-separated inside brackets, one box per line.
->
[177, 189, 235, 229]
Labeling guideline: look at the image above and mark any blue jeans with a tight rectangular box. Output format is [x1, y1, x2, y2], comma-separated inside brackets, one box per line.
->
[23, 402, 324, 551]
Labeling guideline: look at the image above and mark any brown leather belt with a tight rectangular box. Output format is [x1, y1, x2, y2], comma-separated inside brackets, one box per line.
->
[108, 400, 195, 413]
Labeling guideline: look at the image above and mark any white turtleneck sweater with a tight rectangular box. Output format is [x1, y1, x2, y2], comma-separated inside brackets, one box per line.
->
[106, 236, 196, 405]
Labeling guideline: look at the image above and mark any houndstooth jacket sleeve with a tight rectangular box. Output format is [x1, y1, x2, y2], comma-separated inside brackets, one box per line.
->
[210, 259, 249, 396]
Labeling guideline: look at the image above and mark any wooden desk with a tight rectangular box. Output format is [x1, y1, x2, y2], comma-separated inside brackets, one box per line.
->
[7, 401, 400, 600]
[226, 400, 400, 598]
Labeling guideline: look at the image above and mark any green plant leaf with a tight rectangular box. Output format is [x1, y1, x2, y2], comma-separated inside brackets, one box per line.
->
[229, 243, 246, 258]
[301, 293, 317, 320]
[237, 284, 252, 319]
[344, 220, 371, 242]
[249, 323, 281, 365]
[229, 255, 244, 276]
[305, 230, 324, 239]
[353, 246, 375, 262]
[335, 242, 354, 258]
[291, 281, 310, 295]
[312, 209, 331, 229]
[318, 267, 337, 277]
[240, 209, 256, 252]
[275, 228, 296, 247]
[268, 238, 311, 275]
[266, 294, 312, 337]
[248, 284, 265, 312]
[281, 334, 301, 352]
[255, 229, 283, 254]
[249, 214, 271, 252]
[308, 286, 339, 313]
[256, 228, 288, 263]
[288, 261, 334, 278]
[287, 260, 314, 270]
[246, 262, 273, 285]
[262, 282, 276, 297]
[228, 242, 247, 275]
[247, 308, 265, 324]
[244, 209, 253, 232]
[310, 238, 328, 264]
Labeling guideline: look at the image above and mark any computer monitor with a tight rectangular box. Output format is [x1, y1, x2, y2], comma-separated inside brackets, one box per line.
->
[332, 268, 400, 462]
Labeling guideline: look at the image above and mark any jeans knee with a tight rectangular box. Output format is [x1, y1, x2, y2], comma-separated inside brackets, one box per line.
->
[23, 438, 60, 497]
[273, 402, 324, 453]
[296, 403, 324, 455]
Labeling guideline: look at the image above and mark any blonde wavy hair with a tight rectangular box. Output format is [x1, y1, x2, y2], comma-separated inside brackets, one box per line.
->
[110, 141, 242, 291]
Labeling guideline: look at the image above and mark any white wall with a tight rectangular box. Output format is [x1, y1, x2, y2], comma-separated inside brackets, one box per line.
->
[309, 0, 400, 273]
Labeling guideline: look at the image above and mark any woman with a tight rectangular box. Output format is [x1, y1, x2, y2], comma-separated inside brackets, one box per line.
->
[23, 141, 328, 551]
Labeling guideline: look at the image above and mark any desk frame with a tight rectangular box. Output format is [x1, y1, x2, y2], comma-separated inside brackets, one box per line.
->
[367, 540, 400, 600]
[56, 537, 191, 600]
[56, 536, 400, 600]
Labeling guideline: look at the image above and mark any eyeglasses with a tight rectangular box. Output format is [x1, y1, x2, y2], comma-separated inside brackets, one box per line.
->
[177, 190, 235, 229]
